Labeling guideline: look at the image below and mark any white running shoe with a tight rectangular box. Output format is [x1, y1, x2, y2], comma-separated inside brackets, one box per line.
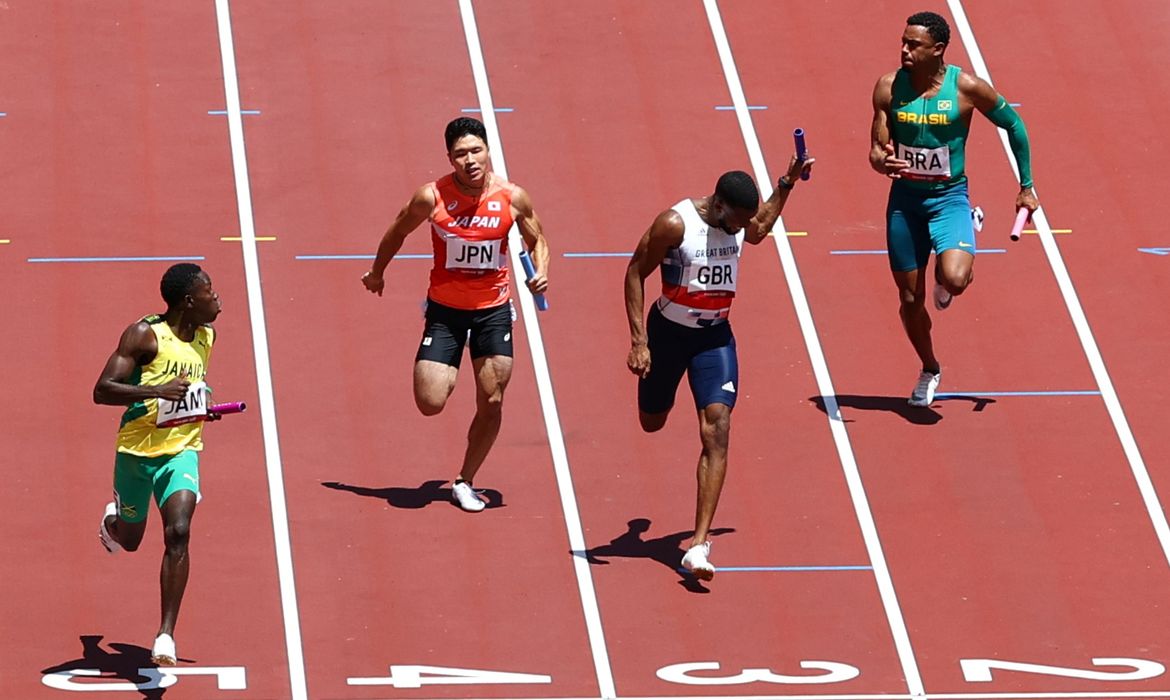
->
[932, 281, 953, 311]
[908, 370, 941, 407]
[451, 481, 485, 512]
[971, 206, 985, 232]
[681, 541, 715, 581]
[151, 633, 177, 666]
[98, 502, 122, 554]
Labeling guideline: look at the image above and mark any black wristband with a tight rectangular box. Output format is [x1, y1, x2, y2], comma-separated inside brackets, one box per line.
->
[778, 176, 795, 190]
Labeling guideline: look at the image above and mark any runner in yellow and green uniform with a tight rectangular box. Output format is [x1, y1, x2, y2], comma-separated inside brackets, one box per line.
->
[93, 263, 222, 666]
[870, 11, 1039, 406]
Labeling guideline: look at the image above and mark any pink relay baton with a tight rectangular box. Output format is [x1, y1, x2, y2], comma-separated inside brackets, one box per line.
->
[1009, 208, 1029, 241]
[209, 401, 247, 416]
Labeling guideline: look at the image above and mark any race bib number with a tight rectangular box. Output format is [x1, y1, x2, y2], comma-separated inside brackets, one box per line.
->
[898, 144, 952, 180]
[446, 237, 503, 271]
[156, 381, 209, 428]
[688, 262, 736, 293]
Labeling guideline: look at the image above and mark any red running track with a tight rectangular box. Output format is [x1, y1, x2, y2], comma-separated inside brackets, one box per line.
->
[4, 1, 1170, 699]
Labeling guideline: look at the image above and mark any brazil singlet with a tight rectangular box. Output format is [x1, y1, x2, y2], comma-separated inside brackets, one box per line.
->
[889, 64, 971, 191]
[428, 173, 517, 310]
[116, 316, 215, 457]
[655, 199, 743, 328]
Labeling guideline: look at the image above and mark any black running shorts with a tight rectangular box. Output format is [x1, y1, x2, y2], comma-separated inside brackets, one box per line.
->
[415, 298, 514, 368]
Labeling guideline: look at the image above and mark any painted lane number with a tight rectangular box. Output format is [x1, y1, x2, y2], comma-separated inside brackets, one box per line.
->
[42, 666, 246, 691]
[347, 664, 551, 688]
[961, 657, 1165, 683]
[657, 661, 860, 685]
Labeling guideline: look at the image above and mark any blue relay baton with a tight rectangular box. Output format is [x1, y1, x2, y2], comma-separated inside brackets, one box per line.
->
[518, 249, 548, 311]
[793, 128, 810, 181]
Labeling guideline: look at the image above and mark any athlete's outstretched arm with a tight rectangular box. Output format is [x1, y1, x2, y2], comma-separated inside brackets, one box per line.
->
[870, 72, 910, 178]
[961, 73, 1039, 212]
[93, 323, 189, 405]
[624, 210, 685, 378]
[361, 185, 435, 297]
[512, 186, 549, 295]
[745, 154, 814, 245]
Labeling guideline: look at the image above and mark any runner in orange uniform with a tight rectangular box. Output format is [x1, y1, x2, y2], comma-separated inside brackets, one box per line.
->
[362, 117, 549, 512]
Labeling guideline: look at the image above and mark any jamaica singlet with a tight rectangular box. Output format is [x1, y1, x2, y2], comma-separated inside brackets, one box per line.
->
[116, 315, 214, 457]
[428, 173, 517, 310]
[889, 64, 970, 190]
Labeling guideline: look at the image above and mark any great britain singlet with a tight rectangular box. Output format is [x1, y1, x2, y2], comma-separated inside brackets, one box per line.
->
[428, 173, 517, 310]
[655, 199, 743, 328]
[116, 316, 215, 457]
[889, 64, 971, 190]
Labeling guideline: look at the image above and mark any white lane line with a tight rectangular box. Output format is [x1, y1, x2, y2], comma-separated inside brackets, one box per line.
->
[212, 2, 309, 698]
[947, 0, 1170, 570]
[701, 1, 925, 697]
[457, 1, 616, 698]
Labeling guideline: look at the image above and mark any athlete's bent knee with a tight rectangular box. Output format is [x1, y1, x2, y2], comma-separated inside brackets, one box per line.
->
[163, 517, 191, 551]
[415, 395, 446, 416]
[899, 288, 925, 308]
[942, 270, 972, 295]
[639, 411, 669, 433]
[699, 405, 731, 450]
[477, 391, 504, 419]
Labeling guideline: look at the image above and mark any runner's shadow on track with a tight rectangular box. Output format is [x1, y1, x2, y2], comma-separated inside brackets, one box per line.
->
[321, 479, 506, 510]
[810, 394, 995, 425]
[578, 518, 735, 594]
[41, 634, 193, 699]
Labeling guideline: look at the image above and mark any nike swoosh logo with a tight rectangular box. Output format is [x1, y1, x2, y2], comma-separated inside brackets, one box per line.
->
[958, 241, 973, 248]
[898, 100, 911, 106]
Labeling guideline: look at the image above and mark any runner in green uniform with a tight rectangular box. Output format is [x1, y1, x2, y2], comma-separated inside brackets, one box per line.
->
[870, 11, 1039, 406]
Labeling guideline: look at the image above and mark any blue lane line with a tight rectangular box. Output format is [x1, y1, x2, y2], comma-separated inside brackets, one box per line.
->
[28, 256, 205, 263]
[461, 107, 514, 113]
[937, 390, 1101, 398]
[715, 105, 767, 111]
[830, 248, 1006, 255]
[564, 252, 629, 258]
[208, 109, 261, 115]
[676, 565, 874, 574]
[295, 254, 433, 260]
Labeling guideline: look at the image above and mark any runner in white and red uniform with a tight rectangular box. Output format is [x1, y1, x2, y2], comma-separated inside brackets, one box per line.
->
[625, 154, 813, 582]
[362, 117, 550, 512]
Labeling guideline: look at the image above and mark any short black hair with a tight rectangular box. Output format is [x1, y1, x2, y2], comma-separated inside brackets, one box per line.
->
[160, 263, 204, 307]
[907, 11, 950, 45]
[714, 171, 759, 210]
[445, 117, 488, 151]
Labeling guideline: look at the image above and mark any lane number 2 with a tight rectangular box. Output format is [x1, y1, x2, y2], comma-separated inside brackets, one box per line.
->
[961, 657, 1165, 683]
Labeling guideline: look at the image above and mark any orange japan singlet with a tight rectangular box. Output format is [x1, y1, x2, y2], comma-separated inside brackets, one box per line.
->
[427, 173, 517, 310]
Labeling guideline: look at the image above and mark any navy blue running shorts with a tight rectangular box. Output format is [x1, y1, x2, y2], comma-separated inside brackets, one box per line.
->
[638, 305, 738, 414]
